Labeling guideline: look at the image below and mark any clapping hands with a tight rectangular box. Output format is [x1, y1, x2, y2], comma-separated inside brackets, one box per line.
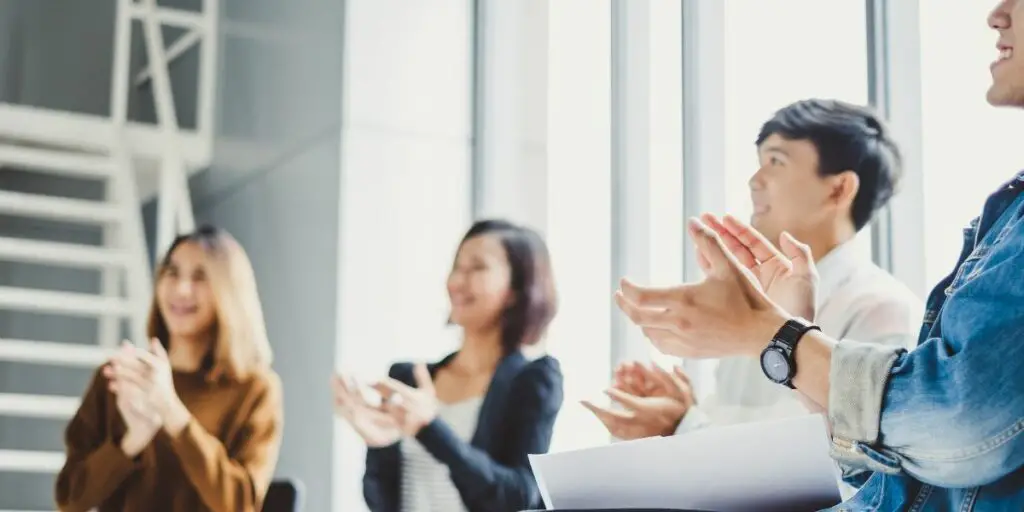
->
[103, 340, 191, 457]
[333, 363, 440, 447]
[583, 361, 696, 440]
[614, 215, 815, 359]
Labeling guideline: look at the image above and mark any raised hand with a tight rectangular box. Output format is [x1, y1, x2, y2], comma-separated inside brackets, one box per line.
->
[697, 214, 818, 321]
[615, 217, 791, 359]
[332, 375, 402, 447]
[103, 344, 163, 457]
[106, 340, 191, 436]
[373, 363, 439, 437]
[584, 363, 695, 440]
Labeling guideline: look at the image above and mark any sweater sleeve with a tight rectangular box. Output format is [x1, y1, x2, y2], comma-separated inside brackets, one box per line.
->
[414, 357, 564, 512]
[164, 372, 284, 512]
[55, 367, 144, 512]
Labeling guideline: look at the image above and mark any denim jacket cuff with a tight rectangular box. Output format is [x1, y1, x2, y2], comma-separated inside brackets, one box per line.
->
[828, 340, 904, 442]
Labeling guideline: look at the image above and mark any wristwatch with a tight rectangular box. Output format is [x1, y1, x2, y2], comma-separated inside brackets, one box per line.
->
[760, 318, 821, 389]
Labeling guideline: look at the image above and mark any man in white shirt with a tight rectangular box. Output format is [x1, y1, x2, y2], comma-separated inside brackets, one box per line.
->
[584, 99, 922, 443]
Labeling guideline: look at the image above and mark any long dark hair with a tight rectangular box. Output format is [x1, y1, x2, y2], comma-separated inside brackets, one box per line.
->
[455, 220, 558, 354]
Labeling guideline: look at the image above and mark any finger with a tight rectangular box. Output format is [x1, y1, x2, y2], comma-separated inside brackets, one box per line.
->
[688, 218, 762, 285]
[688, 218, 733, 276]
[605, 388, 652, 413]
[412, 363, 434, 392]
[663, 367, 694, 400]
[110, 349, 151, 375]
[615, 292, 687, 333]
[110, 360, 150, 388]
[581, 400, 633, 427]
[779, 231, 815, 269]
[618, 278, 680, 308]
[149, 338, 169, 360]
[642, 327, 703, 359]
[375, 378, 416, 401]
[132, 348, 162, 370]
[671, 365, 692, 387]
[647, 364, 677, 392]
[698, 214, 757, 269]
[722, 214, 788, 265]
[332, 375, 354, 404]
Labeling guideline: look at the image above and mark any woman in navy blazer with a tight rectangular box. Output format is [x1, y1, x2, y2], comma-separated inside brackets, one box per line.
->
[333, 220, 564, 512]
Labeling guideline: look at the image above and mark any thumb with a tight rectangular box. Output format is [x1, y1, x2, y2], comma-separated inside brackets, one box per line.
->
[412, 363, 433, 391]
[149, 338, 168, 360]
[779, 232, 815, 272]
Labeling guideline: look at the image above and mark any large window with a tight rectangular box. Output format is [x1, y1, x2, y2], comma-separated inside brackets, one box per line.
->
[722, 0, 872, 259]
[647, 0, 684, 367]
[919, 2, 1024, 287]
[546, 0, 613, 452]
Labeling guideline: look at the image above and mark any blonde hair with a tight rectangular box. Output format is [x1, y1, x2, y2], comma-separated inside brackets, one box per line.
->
[147, 226, 273, 381]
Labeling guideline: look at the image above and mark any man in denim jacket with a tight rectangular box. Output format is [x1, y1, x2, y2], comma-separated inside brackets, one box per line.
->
[615, 1, 1024, 509]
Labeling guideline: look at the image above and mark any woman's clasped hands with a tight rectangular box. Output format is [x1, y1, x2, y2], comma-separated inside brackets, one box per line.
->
[332, 363, 440, 447]
[102, 339, 193, 457]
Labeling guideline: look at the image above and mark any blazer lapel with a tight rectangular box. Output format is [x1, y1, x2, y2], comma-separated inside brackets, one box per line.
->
[469, 351, 526, 452]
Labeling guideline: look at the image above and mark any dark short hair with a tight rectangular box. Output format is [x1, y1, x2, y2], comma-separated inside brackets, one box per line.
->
[755, 99, 902, 231]
[455, 219, 558, 354]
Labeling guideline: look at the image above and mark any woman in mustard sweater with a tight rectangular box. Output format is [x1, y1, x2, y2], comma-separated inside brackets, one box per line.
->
[56, 226, 282, 512]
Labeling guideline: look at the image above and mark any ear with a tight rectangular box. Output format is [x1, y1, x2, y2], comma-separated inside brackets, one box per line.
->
[827, 170, 860, 211]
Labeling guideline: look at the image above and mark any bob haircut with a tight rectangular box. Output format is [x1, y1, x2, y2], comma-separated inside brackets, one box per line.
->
[453, 220, 558, 354]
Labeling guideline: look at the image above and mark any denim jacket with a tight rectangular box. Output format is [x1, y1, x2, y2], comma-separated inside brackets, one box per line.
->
[824, 171, 1024, 512]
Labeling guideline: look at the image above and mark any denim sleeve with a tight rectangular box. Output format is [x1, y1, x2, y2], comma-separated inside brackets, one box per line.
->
[828, 225, 1024, 488]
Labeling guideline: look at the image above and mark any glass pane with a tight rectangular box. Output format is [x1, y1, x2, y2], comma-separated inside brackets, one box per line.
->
[722, 0, 871, 259]
[648, 0, 685, 366]
[919, 2, 1024, 287]
[546, 0, 613, 451]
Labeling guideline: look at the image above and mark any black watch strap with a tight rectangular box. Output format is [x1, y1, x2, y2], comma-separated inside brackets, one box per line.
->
[774, 318, 820, 351]
[772, 318, 820, 388]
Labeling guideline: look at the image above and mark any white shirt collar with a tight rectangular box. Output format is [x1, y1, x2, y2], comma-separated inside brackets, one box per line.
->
[814, 239, 869, 308]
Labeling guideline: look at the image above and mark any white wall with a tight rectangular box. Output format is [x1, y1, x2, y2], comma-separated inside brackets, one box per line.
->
[334, 1, 474, 510]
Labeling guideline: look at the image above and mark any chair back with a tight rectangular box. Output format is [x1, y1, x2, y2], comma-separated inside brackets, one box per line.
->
[262, 478, 304, 512]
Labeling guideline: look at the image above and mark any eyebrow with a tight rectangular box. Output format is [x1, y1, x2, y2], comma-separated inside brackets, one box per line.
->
[760, 145, 790, 158]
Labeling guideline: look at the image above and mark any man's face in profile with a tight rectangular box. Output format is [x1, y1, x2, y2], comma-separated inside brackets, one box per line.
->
[988, 0, 1024, 107]
[749, 134, 836, 248]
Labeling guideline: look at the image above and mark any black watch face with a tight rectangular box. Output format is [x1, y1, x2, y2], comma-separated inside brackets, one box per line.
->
[761, 348, 791, 383]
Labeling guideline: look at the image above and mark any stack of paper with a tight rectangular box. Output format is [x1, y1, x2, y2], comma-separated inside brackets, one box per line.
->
[528, 414, 841, 511]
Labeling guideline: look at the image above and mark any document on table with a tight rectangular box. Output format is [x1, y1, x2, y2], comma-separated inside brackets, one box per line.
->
[528, 414, 841, 511]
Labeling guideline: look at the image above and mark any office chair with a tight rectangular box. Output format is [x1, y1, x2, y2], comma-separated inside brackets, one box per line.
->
[262, 478, 305, 512]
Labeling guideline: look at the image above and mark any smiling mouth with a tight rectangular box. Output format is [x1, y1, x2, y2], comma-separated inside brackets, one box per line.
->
[995, 45, 1014, 68]
[169, 304, 198, 315]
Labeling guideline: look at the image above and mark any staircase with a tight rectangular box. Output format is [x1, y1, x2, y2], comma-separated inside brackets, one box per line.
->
[0, 137, 153, 475]
[0, 0, 217, 507]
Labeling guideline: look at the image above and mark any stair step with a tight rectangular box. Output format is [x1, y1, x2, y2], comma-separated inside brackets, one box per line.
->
[0, 190, 120, 224]
[0, 450, 64, 473]
[0, 236, 130, 269]
[0, 339, 111, 367]
[0, 393, 79, 420]
[0, 145, 113, 178]
[0, 286, 132, 317]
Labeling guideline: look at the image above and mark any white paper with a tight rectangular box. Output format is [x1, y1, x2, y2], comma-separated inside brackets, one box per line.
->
[528, 414, 841, 511]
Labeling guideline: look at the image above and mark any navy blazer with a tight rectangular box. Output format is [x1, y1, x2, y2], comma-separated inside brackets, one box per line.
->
[362, 351, 564, 512]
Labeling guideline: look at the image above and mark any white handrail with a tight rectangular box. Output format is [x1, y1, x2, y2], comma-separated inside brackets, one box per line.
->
[0, 393, 80, 419]
[138, 0, 196, 258]
[0, 450, 65, 473]
[0, 339, 112, 367]
[133, 29, 203, 87]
